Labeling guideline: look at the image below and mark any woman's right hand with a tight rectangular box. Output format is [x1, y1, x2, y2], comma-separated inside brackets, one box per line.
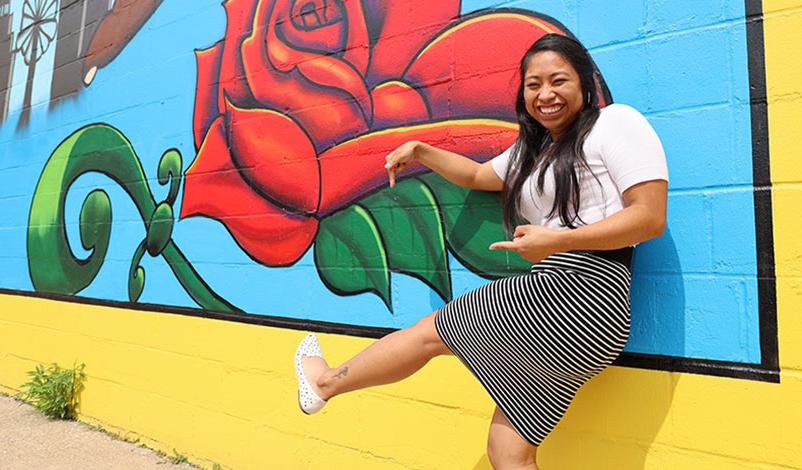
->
[384, 141, 420, 188]
[383, 140, 503, 192]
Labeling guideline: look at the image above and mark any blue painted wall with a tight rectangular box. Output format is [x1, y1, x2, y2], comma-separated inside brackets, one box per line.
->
[0, 0, 762, 365]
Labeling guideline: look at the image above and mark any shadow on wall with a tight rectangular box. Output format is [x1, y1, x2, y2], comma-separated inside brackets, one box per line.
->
[471, 230, 684, 469]
[630, 227, 687, 358]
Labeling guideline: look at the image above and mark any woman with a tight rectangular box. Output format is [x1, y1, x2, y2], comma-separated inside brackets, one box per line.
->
[295, 34, 668, 469]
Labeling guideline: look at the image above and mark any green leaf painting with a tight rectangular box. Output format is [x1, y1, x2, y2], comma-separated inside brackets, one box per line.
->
[315, 205, 392, 310]
[313, 173, 531, 309]
[27, 124, 236, 312]
[418, 173, 532, 277]
[361, 179, 451, 301]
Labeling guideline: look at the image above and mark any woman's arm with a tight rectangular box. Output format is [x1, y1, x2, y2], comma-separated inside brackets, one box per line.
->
[385, 141, 503, 191]
[489, 179, 667, 262]
[559, 179, 667, 248]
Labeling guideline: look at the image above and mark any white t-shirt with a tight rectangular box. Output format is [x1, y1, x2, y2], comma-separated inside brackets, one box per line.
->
[491, 103, 668, 230]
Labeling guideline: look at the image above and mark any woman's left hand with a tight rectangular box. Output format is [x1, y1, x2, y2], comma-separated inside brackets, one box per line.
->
[489, 225, 564, 263]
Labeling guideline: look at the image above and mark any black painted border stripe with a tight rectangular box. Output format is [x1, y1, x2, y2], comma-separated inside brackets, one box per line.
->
[0, 281, 780, 383]
[744, 0, 780, 381]
[1, 0, 779, 384]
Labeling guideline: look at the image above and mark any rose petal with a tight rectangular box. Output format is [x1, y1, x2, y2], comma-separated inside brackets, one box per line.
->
[281, 3, 346, 53]
[181, 117, 318, 266]
[363, 0, 461, 87]
[217, 0, 258, 113]
[265, 1, 373, 123]
[224, 99, 320, 214]
[340, 0, 370, 75]
[294, 56, 374, 125]
[279, 0, 370, 76]
[404, 12, 565, 121]
[371, 80, 429, 129]
[318, 119, 519, 214]
[194, 41, 223, 150]
[241, 0, 369, 151]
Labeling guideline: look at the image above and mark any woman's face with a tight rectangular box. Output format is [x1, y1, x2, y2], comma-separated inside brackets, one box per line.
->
[522, 51, 585, 139]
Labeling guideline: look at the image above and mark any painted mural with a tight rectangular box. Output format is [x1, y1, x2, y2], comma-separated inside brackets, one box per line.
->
[1, 0, 776, 381]
[0, 0, 159, 126]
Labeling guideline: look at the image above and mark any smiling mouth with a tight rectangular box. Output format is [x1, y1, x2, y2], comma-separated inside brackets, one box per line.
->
[538, 104, 564, 116]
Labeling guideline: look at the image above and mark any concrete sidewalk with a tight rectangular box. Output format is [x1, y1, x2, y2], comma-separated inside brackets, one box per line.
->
[0, 395, 198, 470]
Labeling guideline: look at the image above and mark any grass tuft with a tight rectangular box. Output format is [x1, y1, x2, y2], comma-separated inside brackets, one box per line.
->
[18, 362, 86, 420]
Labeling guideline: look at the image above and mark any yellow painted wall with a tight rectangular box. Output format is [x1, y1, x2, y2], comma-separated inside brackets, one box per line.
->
[2, 1, 802, 469]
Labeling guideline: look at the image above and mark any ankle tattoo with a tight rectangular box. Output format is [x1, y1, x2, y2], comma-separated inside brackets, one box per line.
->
[334, 367, 349, 379]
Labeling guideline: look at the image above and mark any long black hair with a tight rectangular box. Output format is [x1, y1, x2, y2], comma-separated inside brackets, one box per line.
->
[501, 34, 604, 235]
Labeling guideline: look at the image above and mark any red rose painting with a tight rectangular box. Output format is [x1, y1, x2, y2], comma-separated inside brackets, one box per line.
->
[181, 0, 604, 267]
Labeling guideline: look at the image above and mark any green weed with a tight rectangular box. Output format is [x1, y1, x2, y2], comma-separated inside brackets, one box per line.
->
[168, 449, 189, 464]
[18, 362, 86, 420]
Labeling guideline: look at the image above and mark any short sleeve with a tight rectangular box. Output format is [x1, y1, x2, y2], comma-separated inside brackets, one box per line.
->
[598, 104, 669, 193]
[490, 145, 514, 181]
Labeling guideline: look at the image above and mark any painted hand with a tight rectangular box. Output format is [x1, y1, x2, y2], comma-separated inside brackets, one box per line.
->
[488, 224, 564, 263]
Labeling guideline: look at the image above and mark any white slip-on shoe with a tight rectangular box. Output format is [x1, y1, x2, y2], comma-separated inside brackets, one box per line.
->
[295, 333, 328, 415]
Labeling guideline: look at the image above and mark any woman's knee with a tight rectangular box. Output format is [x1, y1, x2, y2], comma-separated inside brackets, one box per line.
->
[487, 439, 538, 469]
[487, 408, 538, 469]
[487, 439, 537, 469]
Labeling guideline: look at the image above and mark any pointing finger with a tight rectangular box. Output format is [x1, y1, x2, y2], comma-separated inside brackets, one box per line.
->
[489, 241, 517, 251]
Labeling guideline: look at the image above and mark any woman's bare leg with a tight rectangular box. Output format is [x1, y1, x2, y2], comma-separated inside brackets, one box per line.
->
[487, 406, 539, 470]
[301, 311, 451, 401]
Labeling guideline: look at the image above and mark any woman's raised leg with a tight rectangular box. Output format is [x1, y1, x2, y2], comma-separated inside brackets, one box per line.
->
[301, 311, 452, 401]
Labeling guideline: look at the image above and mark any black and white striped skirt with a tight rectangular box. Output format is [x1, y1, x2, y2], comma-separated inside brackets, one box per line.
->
[434, 248, 633, 446]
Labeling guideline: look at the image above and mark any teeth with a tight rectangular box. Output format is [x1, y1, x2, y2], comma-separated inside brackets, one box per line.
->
[539, 105, 563, 114]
